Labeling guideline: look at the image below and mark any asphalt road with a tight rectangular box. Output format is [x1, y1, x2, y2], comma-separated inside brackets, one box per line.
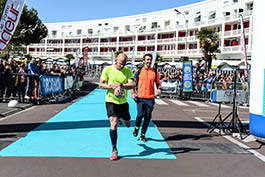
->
[0, 87, 265, 177]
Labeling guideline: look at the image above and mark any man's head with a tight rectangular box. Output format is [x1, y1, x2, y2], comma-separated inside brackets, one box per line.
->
[143, 53, 152, 68]
[115, 53, 127, 70]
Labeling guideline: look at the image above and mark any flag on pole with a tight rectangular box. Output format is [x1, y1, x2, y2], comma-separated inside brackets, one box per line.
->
[111, 50, 115, 65]
[75, 48, 80, 68]
[151, 51, 157, 68]
[131, 48, 135, 68]
[240, 15, 248, 77]
[0, 0, 26, 53]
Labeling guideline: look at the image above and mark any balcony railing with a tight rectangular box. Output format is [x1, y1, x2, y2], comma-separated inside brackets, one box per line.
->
[137, 39, 155, 45]
[188, 49, 198, 54]
[119, 41, 135, 45]
[83, 42, 98, 46]
[157, 50, 175, 55]
[223, 45, 249, 53]
[64, 43, 81, 47]
[157, 38, 175, 43]
[47, 43, 63, 47]
[100, 42, 117, 46]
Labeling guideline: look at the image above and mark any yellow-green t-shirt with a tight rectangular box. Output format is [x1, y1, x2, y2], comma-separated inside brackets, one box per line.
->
[101, 65, 134, 104]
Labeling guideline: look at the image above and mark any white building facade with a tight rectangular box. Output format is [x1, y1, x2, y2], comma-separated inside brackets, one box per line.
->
[27, 0, 254, 65]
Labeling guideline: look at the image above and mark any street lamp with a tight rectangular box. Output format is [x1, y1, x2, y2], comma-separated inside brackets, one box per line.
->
[175, 9, 188, 60]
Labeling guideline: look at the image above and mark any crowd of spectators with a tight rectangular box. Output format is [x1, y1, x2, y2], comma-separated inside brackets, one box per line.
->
[0, 58, 86, 103]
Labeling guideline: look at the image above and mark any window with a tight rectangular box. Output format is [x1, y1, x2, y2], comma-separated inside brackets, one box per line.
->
[114, 26, 119, 32]
[52, 30, 57, 36]
[98, 24, 102, 26]
[88, 29, 93, 34]
[151, 22, 158, 29]
[184, 11, 189, 15]
[77, 29, 82, 35]
[233, 0, 238, 3]
[165, 20, 170, 27]
[194, 12, 201, 22]
[223, 12, 230, 16]
[209, 11, 216, 20]
[105, 23, 108, 26]
[142, 18, 147, 22]
[69, 32, 72, 36]
[125, 25, 130, 31]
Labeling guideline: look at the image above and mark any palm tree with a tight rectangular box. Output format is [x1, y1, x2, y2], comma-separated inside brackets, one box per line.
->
[196, 28, 220, 73]
[65, 54, 74, 64]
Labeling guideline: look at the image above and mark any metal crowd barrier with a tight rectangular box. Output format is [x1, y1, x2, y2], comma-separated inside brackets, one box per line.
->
[159, 77, 249, 105]
[0, 73, 83, 105]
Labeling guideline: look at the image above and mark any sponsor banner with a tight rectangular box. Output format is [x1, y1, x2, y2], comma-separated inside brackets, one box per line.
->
[64, 76, 74, 90]
[83, 47, 88, 66]
[182, 60, 193, 92]
[213, 90, 246, 103]
[0, 0, 25, 52]
[40, 76, 62, 95]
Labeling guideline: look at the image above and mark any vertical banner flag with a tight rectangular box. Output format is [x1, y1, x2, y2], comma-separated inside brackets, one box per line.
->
[151, 51, 157, 68]
[0, 0, 26, 53]
[83, 47, 88, 67]
[240, 15, 248, 77]
[182, 60, 193, 92]
[75, 48, 80, 68]
[111, 49, 115, 65]
[131, 47, 135, 68]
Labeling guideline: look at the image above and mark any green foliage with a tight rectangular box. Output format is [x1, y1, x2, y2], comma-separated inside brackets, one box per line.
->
[196, 28, 220, 72]
[115, 50, 124, 58]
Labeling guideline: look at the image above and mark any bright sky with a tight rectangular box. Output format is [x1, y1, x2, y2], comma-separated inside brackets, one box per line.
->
[26, 0, 204, 23]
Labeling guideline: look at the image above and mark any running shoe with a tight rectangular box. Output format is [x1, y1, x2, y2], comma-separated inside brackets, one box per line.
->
[110, 151, 118, 160]
[140, 134, 146, 142]
[133, 127, 139, 137]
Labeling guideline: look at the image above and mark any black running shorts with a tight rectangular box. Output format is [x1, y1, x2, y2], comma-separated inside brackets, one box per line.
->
[106, 102, 131, 120]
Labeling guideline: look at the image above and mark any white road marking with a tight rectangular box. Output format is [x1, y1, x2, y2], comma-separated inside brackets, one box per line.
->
[187, 101, 210, 107]
[194, 117, 265, 163]
[209, 102, 231, 108]
[0, 106, 36, 122]
[169, 99, 188, 106]
[155, 99, 168, 105]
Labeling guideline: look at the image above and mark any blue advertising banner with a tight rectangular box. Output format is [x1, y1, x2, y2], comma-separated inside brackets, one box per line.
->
[40, 76, 63, 95]
[183, 60, 193, 92]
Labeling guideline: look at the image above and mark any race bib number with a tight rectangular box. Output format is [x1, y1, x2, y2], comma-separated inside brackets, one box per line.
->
[115, 88, 126, 98]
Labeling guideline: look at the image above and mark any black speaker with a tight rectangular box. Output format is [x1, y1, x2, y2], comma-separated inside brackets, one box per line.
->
[180, 56, 189, 61]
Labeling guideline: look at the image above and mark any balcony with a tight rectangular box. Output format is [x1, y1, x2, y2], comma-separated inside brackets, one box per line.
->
[119, 41, 135, 45]
[188, 36, 197, 41]
[30, 43, 45, 47]
[88, 52, 99, 55]
[187, 49, 198, 54]
[177, 37, 186, 42]
[100, 42, 117, 46]
[47, 43, 63, 47]
[83, 42, 98, 47]
[157, 38, 175, 44]
[157, 50, 175, 55]
[137, 39, 155, 45]
[64, 43, 81, 47]
[223, 45, 249, 53]
[99, 52, 112, 56]
[29, 51, 46, 56]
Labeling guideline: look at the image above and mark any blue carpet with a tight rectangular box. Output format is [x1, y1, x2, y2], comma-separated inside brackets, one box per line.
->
[0, 89, 176, 159]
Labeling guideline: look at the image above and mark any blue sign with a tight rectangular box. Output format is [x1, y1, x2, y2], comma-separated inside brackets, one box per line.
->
[183, 60, 193, 92]
[40, 76, 63, 95]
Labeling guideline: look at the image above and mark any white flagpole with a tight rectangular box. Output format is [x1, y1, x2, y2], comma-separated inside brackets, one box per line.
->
[111, 50, 115, 65]
[131, 48, 135, 68]
[239, 14, 248, 77]
[151, 51, 157, 68]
